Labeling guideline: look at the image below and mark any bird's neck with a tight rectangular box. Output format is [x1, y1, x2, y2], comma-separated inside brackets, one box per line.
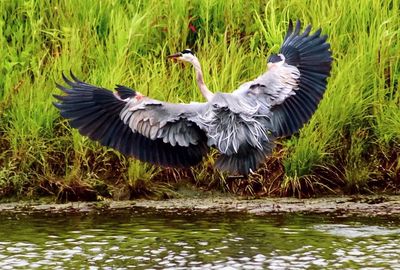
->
[192, 59, 214, 101]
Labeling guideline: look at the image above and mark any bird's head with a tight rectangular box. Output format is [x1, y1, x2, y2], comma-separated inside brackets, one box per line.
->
[167, 49, 196, 64]
[267, 53, 285, 68]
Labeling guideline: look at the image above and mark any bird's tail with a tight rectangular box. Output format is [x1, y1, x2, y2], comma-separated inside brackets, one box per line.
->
[215, 139, 274, 176]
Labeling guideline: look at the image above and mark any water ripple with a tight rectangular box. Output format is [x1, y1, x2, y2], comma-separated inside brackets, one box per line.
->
[0, 214, 399, 268]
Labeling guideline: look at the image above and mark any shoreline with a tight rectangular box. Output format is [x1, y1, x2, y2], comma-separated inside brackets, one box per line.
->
[1, 195, 400, 217]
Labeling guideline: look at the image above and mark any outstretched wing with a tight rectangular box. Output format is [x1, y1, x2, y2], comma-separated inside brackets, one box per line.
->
[53, 73, 209, 168]
[234, 19, 332, 137]
[271, 20, 332, 136]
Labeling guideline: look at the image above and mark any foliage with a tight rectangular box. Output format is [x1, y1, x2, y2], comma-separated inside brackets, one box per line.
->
[0, 0, 399, 200]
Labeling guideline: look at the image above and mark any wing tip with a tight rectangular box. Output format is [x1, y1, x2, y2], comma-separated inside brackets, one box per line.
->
[115, 85, 137, 99]
[69, 70, 82, 83]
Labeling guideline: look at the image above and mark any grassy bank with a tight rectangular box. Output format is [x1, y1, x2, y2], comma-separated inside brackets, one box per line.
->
[0, 0, 399, 201]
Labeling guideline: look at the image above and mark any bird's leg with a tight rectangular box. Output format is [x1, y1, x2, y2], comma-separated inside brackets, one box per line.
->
[226, 168, 258, 181]
[226, 175, 246, 181]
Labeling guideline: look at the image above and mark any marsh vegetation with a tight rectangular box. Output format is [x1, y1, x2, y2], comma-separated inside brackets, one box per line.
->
[0, 0, 399, 201]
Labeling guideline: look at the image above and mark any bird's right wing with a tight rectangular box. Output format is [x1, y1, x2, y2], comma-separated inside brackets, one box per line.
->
[53, 73, 209, 168]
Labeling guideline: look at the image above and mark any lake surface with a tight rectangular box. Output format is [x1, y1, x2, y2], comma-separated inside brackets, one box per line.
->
[1, 210, 400, 269]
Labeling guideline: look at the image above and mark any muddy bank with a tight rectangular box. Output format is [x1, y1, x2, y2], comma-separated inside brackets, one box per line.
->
[1, 195, 400, 217]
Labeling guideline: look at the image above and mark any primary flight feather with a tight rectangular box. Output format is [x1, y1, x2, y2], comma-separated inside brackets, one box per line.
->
[54, 20, 332, 175]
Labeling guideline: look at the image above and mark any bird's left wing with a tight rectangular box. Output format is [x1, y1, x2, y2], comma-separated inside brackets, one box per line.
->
[53, 73, 209, 168]
[234, 19, 332, 137]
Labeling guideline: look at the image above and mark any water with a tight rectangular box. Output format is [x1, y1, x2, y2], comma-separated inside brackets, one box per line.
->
[1, 211, 400, 269]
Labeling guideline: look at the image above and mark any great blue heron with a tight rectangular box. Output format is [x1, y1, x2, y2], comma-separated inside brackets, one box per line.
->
[54, 20, 332, 175]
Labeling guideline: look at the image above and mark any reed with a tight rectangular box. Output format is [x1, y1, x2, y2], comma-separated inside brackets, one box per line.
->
[0, 0, 398, 199]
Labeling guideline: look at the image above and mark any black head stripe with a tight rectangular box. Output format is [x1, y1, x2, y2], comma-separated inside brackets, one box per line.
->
[181, 49, 194, 55]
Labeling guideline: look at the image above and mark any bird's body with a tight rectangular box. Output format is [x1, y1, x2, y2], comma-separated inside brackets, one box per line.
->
[54, 20, 332, 175]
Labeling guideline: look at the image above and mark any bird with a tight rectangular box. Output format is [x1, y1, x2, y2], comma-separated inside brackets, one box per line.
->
[53, 20, 332, 176]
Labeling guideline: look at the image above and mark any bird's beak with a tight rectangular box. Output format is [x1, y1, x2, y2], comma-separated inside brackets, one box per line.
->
[167, 53, 182, 60]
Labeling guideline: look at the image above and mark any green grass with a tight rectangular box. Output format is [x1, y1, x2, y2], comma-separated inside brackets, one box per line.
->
[0, 0, 399, 200]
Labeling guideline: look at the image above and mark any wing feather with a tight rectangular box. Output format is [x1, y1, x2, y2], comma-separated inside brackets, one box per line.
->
[121, 99, 206, 148]
[271, 20, 332, 136]
[234, 19, 332, 137]
[53, 73, 209, 168]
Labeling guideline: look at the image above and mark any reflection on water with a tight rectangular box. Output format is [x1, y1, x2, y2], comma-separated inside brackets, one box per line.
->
[0, 211, 400, 269]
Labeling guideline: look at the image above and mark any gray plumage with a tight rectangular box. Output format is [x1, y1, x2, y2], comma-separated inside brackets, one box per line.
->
[54, 20, 332, 175]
